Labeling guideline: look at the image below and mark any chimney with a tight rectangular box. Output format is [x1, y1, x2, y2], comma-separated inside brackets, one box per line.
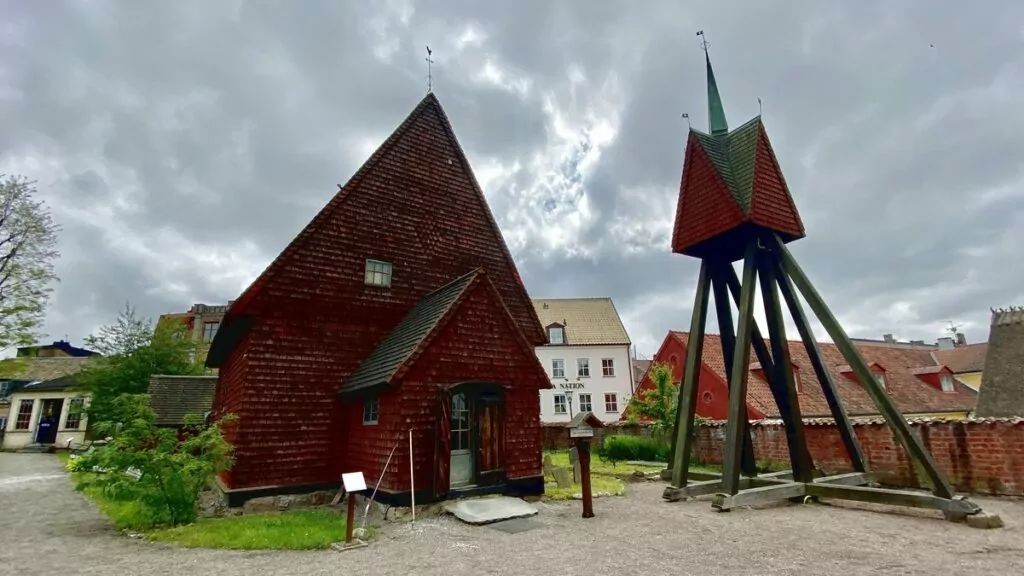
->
[543, 302, 549, 309]
[882, 333, 895, 344]
[955, 332, 967, 346]
[937, 337, 954, 350]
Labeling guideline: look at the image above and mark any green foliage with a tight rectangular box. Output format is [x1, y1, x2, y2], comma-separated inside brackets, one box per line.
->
[146, 510, 362, 550]
[71, 394, 235, 528]
[78, 302, 205, 425]
[626, 362, 678, 435]
[0, 174, 61, 350]
[598, 435, 671, 463]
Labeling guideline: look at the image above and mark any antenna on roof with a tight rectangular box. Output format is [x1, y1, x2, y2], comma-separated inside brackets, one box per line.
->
[681, 112, 691, 128]
[758, 97, 762, 115]
[425, 45, 434, 93]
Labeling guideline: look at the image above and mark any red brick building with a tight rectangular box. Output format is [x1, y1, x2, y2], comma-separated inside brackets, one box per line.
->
[205, 93, 550, 506]
[628, 331, 978, 422]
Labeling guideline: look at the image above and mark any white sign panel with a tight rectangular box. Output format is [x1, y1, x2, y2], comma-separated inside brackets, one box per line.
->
[570, 427, 594, 438]
[342, 472, 367, 493]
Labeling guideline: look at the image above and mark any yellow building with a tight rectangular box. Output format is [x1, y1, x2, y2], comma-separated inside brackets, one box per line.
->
[933, 342, 987, 391]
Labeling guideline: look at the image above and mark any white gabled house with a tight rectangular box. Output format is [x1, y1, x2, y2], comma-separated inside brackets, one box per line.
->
[532, 298, 635, 423]
[2, 375, 90, 451]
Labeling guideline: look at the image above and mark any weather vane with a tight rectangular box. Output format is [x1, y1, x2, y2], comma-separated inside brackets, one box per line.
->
[425, 45, 434, 93]
[681, 112, 691, 128]
[696, 30, 710, 52]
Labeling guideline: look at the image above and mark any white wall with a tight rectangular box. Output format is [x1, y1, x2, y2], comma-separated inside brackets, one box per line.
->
[1, 391, 89, 450]
[535, 344, 633, 423]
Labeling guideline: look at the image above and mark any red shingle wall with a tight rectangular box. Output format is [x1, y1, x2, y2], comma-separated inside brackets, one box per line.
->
[672, 135, 746, 254]
[391, 282, 547, 492]
[342, 389, 406, 493]
[691, 420, 1024, 496]
[747, 125, 804, 238]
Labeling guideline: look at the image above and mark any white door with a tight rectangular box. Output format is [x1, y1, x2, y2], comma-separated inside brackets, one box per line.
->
[450, 393, 474, 488]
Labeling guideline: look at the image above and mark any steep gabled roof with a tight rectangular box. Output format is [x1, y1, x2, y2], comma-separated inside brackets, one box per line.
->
[341, 269, 547, 394]
[147, 375, 218, 427]
[207, 93, 544, 368]
[532, 298, 631, 346]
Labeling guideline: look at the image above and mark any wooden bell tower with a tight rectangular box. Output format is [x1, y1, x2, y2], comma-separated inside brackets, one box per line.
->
[663, 40, 987, 522]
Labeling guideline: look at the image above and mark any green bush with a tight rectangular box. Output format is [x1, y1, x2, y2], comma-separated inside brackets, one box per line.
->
[598, 435, 670, 463]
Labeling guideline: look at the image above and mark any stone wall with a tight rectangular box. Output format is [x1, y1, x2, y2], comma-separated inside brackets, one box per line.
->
[542, 417, 1024, 497]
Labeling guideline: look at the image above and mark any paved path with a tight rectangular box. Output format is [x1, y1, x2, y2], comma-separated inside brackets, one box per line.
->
[2, 452, 1023, 575]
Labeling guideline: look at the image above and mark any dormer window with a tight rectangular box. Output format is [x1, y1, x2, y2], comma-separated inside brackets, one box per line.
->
[548, 326, 565, 345]
[940, 374, 955, 393]
[873, 372, 886, 391]
[364, 259, 392, 287]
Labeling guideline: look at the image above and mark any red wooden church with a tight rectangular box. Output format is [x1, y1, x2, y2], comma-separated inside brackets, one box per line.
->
[205, 93, 552, 506]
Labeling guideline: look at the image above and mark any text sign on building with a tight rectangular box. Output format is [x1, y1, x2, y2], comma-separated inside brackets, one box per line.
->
[558, 381, 586, 390]
[570, 426, 594, 438]
[342, 472, 367, 493]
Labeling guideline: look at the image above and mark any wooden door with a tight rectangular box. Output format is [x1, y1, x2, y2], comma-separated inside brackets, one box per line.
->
[475, 393, 505, 486]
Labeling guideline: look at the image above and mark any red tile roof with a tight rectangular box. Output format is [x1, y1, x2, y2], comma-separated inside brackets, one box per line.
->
[668, 331, 977, 418]
[933, 343, 988, 374]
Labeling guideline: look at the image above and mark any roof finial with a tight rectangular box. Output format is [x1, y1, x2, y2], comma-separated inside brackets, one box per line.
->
[425, 45, 434, 93]
[697, 30, 728, 136]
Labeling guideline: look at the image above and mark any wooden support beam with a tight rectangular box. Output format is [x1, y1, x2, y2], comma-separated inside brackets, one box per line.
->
[721, 241, 759, 495]
[709, 261, 757, 477]
[757, 247, 814, 482]
[812, 472, 871, 486]
[804, 484, 980, 516]
[722, 266, 776, 386]
[661, 468, 721, 482]
[773, 257, 867, 473]
[669, 261, 712, 488]
[712, 482, 808, 511]
[665, 476, 792, 501]
[772, 234, 956, 499]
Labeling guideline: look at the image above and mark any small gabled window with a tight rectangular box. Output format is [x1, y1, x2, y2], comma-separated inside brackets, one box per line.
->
[363, 397, 379, 425]
[873, 372, 886, 391]
[548, 326, 565, 345]
[940, 374, 955, 393]
[364, 259, 393, 288]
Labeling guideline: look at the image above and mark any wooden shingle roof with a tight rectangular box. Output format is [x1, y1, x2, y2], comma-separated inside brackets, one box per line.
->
[532, 298, 631, 346]
[147, 375, 218, 427]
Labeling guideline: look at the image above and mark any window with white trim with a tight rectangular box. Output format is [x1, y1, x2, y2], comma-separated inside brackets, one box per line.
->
[793, 370, 802, 393]
[578, 393, 592, 413]
[577, 358, 590, 378]
[940, 374, 955, 392]
[551, 359, 565, 378]
[364, 259, 393, 287]
[362, 397, 379, 424]
[548, 326, 565, 345]
[604, 393, 618, 413]
[873, 372, 886, 391]
[15, 399, 33, 430]
[553, 394, 567, 414]
[601, 358, 615, 377]
[64, 398, 85, 430]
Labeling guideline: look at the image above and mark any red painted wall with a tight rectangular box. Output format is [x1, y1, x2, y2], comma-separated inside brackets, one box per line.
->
[340, 281, 545, 495]
[632, 333, 764, 421]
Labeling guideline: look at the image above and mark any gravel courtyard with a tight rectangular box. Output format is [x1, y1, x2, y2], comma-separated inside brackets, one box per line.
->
[2, 452, 1023, 576]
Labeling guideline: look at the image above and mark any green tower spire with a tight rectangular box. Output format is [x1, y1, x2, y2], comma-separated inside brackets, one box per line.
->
[705, 50, 729, 136]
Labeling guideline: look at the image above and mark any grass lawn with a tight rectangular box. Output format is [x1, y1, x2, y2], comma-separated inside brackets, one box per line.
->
[544, 450, 664, 478]
[60, 454, 361, 550]
[147, 509, 356, 550]
[544, 475, 625, 500]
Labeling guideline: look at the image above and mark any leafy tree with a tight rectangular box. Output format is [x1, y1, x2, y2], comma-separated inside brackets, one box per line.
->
[0, 174, 61, 350]
[79, 302, 205, 425]
[627, 362, 679, 437]
[70, 394, 235, 527]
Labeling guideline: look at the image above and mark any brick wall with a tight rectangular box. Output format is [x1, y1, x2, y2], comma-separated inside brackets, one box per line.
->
[543, 418, 1024, 496]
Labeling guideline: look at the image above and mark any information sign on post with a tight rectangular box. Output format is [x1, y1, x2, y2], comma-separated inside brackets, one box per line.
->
[341, 472, 367, 547]
[565, 412, 606, 519]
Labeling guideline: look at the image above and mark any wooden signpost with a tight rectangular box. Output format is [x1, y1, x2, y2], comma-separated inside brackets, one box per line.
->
[566, 412, 605, 519]
[334, 471, 369, 551]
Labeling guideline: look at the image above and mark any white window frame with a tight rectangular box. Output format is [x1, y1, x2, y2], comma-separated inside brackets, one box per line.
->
[548, 326, 565, 345]
[551, 359, 565, 379]
[553, 394, 567, 414]
[203, 322, 219, 342]
[15, 399, 34, 430]
[940, 374, 955, 393]
[601, 358, 615, 377]
[364, 259, 393, 288]
[578, 393, 593, 413]
[793, 369, 802, 393]
[362, 397, 380, 425]
[604, 393, 618, 413]
[873, 372, 886, 391]
[64, 398, 85, 430]
[577, 358, 590, 378]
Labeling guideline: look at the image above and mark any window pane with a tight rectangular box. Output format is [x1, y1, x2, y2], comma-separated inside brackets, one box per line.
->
[16, 399, 33, 429]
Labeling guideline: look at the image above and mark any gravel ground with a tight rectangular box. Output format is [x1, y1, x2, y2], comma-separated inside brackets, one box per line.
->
[2, 452, 1023, 576]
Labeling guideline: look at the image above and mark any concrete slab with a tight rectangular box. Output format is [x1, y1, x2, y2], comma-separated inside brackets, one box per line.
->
[443, 496, 538, 525]
[487, 517, 542, 534]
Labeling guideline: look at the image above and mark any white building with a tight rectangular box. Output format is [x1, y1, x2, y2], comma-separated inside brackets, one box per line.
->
[2, 376, 90, 451]
[533, 298, 635, 423]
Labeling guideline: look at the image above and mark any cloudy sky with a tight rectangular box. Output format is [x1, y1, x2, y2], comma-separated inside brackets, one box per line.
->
[2, 0, 1023, 358]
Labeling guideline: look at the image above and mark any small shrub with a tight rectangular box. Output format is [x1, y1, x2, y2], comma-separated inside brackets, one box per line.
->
[598, 435, 670, 463]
